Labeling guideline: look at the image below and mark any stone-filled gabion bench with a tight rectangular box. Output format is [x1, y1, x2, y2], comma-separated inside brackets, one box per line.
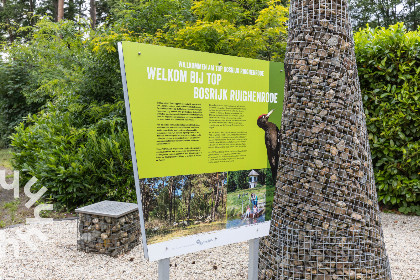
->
[76, 201, 140, 257]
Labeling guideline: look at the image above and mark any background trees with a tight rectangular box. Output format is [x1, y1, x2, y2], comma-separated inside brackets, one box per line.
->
[226, 169, 270, 192]
[144, 173, 227, 225]
[0, 0, 418, 46]
[349, 0, 420, 30]
[0, 1, 419, 215]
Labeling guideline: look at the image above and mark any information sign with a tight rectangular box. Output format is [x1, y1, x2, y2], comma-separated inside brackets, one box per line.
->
[118, 41, 284, 261]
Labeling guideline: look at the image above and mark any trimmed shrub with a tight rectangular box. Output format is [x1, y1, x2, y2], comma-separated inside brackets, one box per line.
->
[355, 23, 420, 214]
[11, 99, 136, 209]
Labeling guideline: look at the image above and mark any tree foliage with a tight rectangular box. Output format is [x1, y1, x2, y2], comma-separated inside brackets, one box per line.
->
[8, 19, 132, 209]
[0, 60, 43, 147]
[4, 2, 419, 216]
[145, 173, 227, 225]
[0, 0, 36, 43]
[163, 0, 288, 61]
[227, 169, 270, 192]
[5, 1, 289, 210]
[349, 0, 420, 31]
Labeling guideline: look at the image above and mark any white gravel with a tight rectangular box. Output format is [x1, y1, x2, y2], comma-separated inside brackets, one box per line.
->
[381, 213, 420, 279]
[0, 213, 418, 280]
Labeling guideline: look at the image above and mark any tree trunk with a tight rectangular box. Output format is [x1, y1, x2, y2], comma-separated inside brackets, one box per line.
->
[168, 178, 173, 223]
[2, 0, 14, 43]
[90, 0, 96, 29]
[57, 0, 64, 21]
[141, 184, 150, 222]
[186, 182, 192, 219]
[29, 0, 35, 26]
[187, 192, 192, 219]
[220, 180, 224, 210]
[211, 173, 220, 221]
[169, 188, 172, 223]
[172, 185, 176, 222]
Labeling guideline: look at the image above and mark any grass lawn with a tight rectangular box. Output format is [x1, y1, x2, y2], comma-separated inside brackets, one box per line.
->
[227, 185, 266, 219]
[0, 148, 12, 169]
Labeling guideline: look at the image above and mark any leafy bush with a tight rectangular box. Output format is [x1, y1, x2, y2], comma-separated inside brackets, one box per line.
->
[355, 23, 420, 214]
[11, 97, 136, 209]
[1, 19, 92, 148]
[9, 19, 136, 209]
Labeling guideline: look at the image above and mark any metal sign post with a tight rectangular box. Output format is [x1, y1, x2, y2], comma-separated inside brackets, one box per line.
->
[248, 238, 260, 280]
[158, 258, 170, 280]
[157, 238, 260, 280]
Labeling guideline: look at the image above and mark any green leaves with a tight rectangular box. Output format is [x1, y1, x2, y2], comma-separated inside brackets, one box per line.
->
[11, 100, 135, 209]
[0, 61, 44, 148]
[6, 17, 135, 209]
[355, 23, 420, 215]
[193, 0, 247, 24]
[166, 0, 288, 61]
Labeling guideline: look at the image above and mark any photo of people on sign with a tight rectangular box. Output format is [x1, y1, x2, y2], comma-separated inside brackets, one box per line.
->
[226, 169, 275, 229]
[119, 41, 284, 260]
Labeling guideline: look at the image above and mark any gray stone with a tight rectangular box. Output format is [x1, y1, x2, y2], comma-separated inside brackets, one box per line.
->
[351, 213, 362, 221]
[327, 36, 339, 46]
[77, 203, 140, 257]
[314, 159, 324, 168]
[337, 140, 346, 151]
[336, 201, 346, 208]
[258, 0, 392, 277]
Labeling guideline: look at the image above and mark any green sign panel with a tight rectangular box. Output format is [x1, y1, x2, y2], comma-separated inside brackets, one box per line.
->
[122, 42, 284, 178]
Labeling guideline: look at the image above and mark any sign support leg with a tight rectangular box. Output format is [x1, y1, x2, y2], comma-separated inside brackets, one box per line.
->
[158, 258, 170, 280]
[248, 238, 259, 280]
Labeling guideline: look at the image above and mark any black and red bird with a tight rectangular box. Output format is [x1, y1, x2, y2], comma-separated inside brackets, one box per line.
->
[257, 109, 281, 182]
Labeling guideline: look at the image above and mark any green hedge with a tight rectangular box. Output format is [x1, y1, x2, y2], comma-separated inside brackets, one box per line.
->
[11, 99, 136, 209]
[355, 23, 420, 215]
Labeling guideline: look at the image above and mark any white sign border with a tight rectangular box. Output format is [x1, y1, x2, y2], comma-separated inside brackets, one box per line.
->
[148, 221, 270, 261]
[118, 42, 150, 260]
[118, 42, 272, 261]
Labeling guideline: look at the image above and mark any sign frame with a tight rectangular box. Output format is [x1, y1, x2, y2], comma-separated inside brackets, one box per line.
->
[118, 41, 284, 261]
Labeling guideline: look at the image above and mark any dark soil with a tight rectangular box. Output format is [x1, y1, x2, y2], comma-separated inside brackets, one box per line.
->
[0, 166, 32, 228]
[0, 166, 77, 229]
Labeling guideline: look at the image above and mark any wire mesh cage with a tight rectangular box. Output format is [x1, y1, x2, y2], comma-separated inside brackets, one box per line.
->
[258, 0, 392, 278]
[77, 210, 140, 257]
[260, 226, 391, 279]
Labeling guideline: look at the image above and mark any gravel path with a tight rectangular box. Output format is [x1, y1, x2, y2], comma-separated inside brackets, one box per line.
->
[0, 213, 418, 280]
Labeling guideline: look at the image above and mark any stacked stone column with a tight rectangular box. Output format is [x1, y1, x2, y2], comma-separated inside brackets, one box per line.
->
[258, 0, 392, 279]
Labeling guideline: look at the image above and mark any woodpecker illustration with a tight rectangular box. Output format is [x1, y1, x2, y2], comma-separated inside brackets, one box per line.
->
[257, 109, 280, 182]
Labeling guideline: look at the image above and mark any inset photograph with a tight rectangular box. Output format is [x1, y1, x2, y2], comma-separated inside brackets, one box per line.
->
[226, 169, 274, 229]
[141, 172, 227, 244]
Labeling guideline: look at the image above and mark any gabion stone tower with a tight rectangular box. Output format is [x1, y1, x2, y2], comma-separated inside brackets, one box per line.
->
[258, 0, 392, 279]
